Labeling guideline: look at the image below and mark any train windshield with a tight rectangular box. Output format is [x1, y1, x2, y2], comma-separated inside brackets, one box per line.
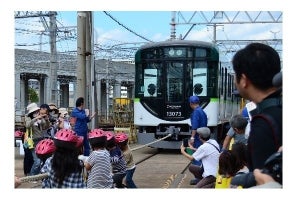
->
[166, 62, 183, 102]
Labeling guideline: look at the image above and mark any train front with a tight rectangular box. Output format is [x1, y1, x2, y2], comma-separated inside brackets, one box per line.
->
[134, 40, 219, 149]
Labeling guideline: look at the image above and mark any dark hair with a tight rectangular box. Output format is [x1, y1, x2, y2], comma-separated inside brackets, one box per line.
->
[230, 114, 248, 130]
[231, 142, 248, 170]
[117, 140, 128, 151]
[75, 97, 84, 107]
[232, 43, 281, 90]
[106, 137, 116, 149]
[52, 146, 83, 186]
[218, 150, 237, 177]
[89, 137, 107, 149]
[40, 104, 50, 112]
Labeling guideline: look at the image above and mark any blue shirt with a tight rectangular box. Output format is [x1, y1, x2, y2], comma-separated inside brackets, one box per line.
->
[191, 106, 208, 149]
[191, 106, 207, 130]
[71, 107, 90, 135]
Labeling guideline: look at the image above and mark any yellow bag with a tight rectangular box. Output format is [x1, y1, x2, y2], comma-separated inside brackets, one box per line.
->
[215, 174, 232, 188]
[23, 128, 34, 149]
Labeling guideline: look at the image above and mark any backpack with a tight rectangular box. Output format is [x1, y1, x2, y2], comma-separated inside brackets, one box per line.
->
[250, 97, 282, 149]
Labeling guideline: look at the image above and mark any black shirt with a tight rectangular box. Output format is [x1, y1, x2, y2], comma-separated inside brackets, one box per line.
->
[247, 91, 282, 171]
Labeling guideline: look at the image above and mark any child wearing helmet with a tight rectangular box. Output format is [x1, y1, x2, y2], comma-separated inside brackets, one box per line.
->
[83, 129, 113, 188]
[35, 138, 56, 166]
[40, 129, 86, 188]
[115, 132, 137, 188]
[105, 131, 127, 188]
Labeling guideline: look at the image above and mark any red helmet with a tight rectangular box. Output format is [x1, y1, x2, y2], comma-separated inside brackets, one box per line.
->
[54, 129, 82, 148]
[88, 129, 106, 139]
[35, 138, 56, 157]
[15, 130, 24, 138]
[88, 129, 107, 146]
[105, 131, 115, 141]
[115, 132, 128, 143]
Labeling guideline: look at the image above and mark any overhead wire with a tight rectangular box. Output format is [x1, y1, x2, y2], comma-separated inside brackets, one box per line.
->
[103, 11, 154, 43]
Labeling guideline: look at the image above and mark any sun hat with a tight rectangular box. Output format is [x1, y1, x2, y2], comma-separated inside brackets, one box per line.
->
[58, 107, 68, 116]
[48, 103, 59, 114]
[189, 96, 200, 104]
[196, 127, 211, 139]
[26, 103, 40, 115]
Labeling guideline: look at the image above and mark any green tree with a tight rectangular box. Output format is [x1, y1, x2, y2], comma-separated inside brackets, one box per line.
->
[28, 87, 39, 103]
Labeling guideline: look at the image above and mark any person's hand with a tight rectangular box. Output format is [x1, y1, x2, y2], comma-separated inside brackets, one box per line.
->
[180, 144, 185, 154]
[90, 112, 96, 119]
[253, 169, 276, 185]
[15, 176, 21, 188]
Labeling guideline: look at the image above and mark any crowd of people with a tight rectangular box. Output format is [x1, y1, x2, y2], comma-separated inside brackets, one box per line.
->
[16, 96, 137, 189]
[180, 43, 282, 188]
[15, 43, 282, 189]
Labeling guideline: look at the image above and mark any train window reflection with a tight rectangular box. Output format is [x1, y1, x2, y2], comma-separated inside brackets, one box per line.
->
[193, 61, 207, 96]
[144, 69, 158, 97]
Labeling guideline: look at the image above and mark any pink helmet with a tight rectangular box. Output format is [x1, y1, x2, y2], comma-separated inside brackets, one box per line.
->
[88, 129, 107, 146]
[54, 129, 82, 149]
[35, 138, 56, 156]
[115, 132, 128, 143]
[15, 130, 24, 138]
[105, 131, 115, 141]
[88, 129, 106, 139]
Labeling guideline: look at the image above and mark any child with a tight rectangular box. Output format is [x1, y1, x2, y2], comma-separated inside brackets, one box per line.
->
[217, 143, 249, 188]
[83, 129, 113, 188]
[105, 131, 127, 188]
[35, 138, 56, 166]
[40, 129, 86, 188]
[115, 132, 137, 188]
[57, 108, 71, 130]
[35, 138, 56, 186]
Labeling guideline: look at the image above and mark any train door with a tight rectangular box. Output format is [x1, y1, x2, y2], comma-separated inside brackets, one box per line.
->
[163, 61, 186, 121]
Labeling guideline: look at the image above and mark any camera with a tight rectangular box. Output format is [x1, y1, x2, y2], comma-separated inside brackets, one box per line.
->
[261, 151, 282, 184]
[183, 138, 189, 147]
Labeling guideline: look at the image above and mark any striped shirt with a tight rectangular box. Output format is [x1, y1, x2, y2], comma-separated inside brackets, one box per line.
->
[86, 149, 113, 188]
[109, 146, 127, 174]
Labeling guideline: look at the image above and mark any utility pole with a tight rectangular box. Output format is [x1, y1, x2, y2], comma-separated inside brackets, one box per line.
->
[76, 11, 87, 99]
[49, 11, 58, 105]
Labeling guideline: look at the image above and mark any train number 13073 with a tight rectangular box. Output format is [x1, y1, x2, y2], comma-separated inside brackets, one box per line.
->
[166, 112, 182, 117]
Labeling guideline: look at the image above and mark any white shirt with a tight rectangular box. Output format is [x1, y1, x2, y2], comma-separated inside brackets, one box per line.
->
[192, 139, 220, 178]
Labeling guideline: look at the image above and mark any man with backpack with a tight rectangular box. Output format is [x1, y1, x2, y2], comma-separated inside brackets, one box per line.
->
[232, 43, 282, 171]
[231, 43, 282, 187]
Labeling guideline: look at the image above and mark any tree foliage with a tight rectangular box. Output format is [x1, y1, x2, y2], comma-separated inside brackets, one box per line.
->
[28, 87, 39, 103]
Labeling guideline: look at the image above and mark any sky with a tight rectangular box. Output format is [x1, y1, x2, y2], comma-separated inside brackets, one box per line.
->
[15, 11, 283, 62]
[1, 0, 299, 198]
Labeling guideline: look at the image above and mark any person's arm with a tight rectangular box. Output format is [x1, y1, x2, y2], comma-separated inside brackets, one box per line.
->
[180, 144, 194, 161]
[189, 129, 196, 146]
[84, 162, 92, 171]
[253, 169, 275, 185]
[89, 112, 96, 120]
[222, 135, 232, 150]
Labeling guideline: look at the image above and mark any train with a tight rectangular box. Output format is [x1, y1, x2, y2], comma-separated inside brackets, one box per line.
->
[134, 39, 243, 149]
